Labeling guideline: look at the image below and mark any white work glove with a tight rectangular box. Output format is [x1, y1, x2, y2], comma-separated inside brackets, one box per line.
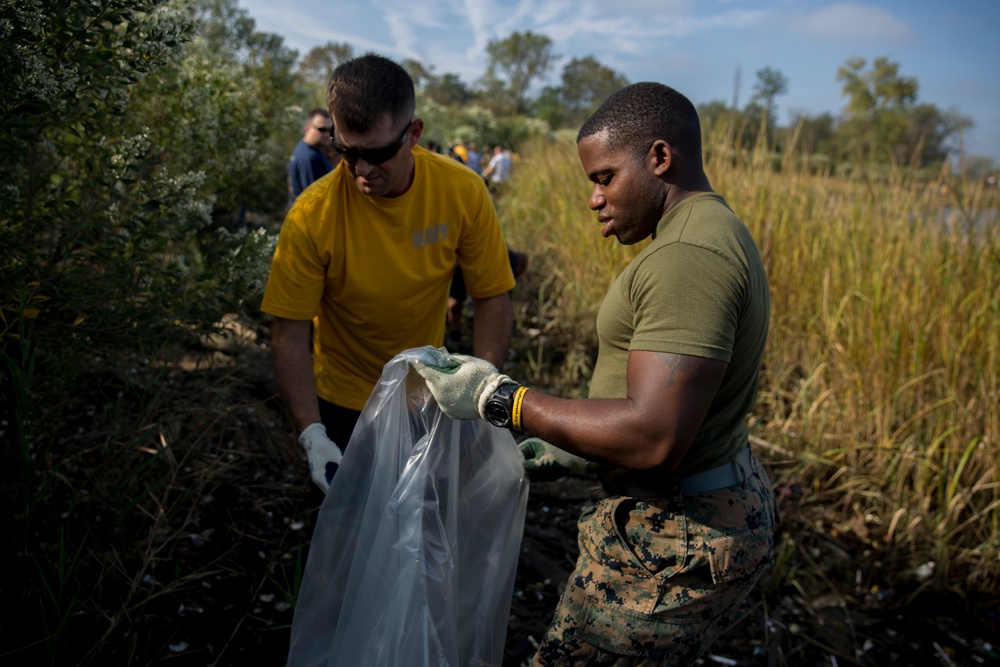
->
[410, 353, 515, 420]
[519, 438, 592, 482]
[298, 423, 343, 493]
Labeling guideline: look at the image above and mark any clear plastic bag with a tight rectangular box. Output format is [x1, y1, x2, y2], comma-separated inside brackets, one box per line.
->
[287, 347, 529, 667]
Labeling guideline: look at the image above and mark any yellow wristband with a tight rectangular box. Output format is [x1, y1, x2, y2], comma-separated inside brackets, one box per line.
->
[511, 386, 530, 431]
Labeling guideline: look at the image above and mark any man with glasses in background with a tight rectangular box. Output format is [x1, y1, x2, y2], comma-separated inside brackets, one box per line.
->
[262, 54, 514, 494]
[287, 108, 334, 204]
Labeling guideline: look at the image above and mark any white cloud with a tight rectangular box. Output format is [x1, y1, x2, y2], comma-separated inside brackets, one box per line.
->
[306, 0, 769, 81]
[790, 2, 913, 43]
[241, 3, 397, 57]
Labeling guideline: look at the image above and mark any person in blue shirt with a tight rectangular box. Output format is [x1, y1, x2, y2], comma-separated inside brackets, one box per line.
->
[288, 109, 334, 204]
[466, 141, 482, 175]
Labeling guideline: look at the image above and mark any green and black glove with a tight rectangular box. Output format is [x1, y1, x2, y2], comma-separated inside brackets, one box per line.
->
[519, 438, 592, 482]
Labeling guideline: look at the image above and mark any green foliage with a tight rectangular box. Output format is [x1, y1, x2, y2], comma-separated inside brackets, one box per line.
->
[0, 0, 290, 661]
[699, 100, 770, 154]
[786, 111, 836, 159]
[417, 93, 549, 153]
[127, 30, 298, 215]
[836, 55, 919, 163]
[0, 0, 289, 364]
[832, 55, 967, 169]
[481, 31, 556, 115]
[403, 61, 476, 110]
[533, 85, 564, 131]
[427, 72, 474, 107]
[492, 115, 551, 149]
[189, 0, 299, 214]
[548, 56, 629, 129]
[0, 0, 192, 147]
[285, 33, 990, 172]
[903, 103, 971, 167]
[298, 41, 354, 107]
[751, 66, 788, 117]
[696, 56, 966, 171]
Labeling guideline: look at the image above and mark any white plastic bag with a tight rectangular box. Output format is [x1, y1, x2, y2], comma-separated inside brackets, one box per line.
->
[287, 346, 529, 667]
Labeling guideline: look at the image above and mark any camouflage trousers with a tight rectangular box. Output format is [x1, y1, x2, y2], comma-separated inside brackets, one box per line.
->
[532, 450, 776, 666]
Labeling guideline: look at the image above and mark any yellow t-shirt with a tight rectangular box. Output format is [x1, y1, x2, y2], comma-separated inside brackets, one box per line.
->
[262, 145, 515, 410]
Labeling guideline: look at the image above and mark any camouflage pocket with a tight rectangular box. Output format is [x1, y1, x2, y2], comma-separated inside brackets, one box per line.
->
[576, 593, 703, 661]
[574, 496, 689, 616]
[609, 497, 688, 578]
[706, 524, 773, 585]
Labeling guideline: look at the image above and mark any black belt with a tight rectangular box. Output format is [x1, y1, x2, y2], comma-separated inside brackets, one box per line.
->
[600, 446, 753, 497]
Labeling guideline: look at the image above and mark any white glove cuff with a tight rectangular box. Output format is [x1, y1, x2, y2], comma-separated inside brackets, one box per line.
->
[477, 374, 517, 419]
[298, 422, 327, 448]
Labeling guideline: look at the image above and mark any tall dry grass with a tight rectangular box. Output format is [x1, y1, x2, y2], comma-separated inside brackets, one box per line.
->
[499, 132, 999, 594]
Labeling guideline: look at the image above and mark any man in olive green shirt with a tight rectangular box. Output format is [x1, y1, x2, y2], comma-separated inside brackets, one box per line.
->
[415, 82, 776, 665]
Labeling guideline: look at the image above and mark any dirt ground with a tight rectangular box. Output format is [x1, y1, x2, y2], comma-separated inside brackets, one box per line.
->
[138, 428, 999, 667]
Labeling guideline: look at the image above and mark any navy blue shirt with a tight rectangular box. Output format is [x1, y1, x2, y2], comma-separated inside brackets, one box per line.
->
[288, 140, 332, 203]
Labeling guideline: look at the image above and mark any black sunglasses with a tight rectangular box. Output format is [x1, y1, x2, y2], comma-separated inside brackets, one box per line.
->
[311, 125, 332, 134]
[333, 120, 412, 165]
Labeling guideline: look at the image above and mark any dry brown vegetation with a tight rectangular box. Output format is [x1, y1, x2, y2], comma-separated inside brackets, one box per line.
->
[498, 133, 999, 663]
[501, 134, 999, 596]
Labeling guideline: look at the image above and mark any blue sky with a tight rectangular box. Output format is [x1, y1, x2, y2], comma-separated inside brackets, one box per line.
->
[239, 0, 1000, 163]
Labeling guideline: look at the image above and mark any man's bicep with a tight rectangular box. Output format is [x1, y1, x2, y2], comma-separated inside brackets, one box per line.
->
[626, 350, 726, 462]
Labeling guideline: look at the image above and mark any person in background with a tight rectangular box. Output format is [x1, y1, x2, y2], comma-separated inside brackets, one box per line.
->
[452, 139, 469, 165]
[414, 82, 776, 665]
[446, 143, 466, 165]
[466, 141, 482, 176]
[447, 247, 527, 351]
[319, 136, 342, 173]
[481, 144, 513, 194]
[447, 138, 526, 349]
[262, 54, 514, 494]
[288, 108, 334, 204]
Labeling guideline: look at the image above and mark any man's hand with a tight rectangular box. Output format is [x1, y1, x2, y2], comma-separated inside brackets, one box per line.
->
[298, 423, 342, 492]
[519, 438, 592, 482]
[411, 353, 515, 420]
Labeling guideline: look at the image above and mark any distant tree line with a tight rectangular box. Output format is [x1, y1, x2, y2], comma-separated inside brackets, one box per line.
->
[697, 58, 975, 174]
[299, 33, 984, 176]
[295, 32, 628, 151]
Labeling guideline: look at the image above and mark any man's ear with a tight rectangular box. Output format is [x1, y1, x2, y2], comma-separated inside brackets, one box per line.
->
[409, 118, 425, 145]
[649, 139, 672, 177]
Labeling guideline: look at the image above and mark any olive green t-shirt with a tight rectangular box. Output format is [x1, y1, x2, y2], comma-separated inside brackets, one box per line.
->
[590, 192, 770, 476]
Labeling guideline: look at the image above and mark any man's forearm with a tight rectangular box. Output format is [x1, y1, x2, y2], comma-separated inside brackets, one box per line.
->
[471, 292, 512, 368]
[274, 356, 320, 433]
[271, 321, 322, 434]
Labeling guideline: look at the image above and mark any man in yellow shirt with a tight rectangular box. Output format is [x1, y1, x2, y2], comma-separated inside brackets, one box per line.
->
[262, 55, 514, 492]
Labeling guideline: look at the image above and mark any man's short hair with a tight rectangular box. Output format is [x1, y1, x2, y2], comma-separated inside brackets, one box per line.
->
[578, 82, 703, 167]
[327, 54, 415, 133]
[307, 108, 330, 122]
